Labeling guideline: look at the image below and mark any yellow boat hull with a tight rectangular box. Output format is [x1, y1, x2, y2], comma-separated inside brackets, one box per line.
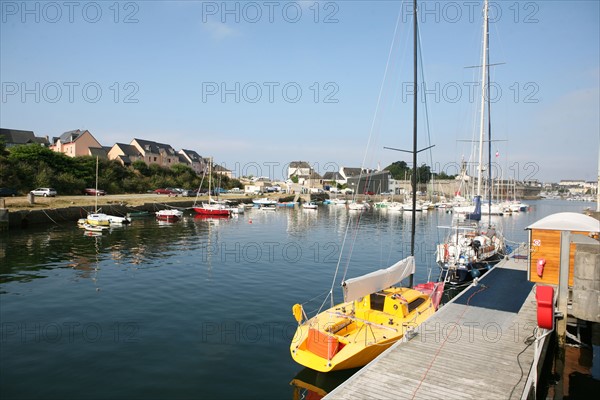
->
[290, 287, 436, 372]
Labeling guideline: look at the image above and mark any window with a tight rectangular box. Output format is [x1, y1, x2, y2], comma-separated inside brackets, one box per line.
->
[407, 297, 426, 313]
[369, 293, 385, 312]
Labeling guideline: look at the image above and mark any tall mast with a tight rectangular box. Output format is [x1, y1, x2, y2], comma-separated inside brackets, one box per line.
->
[597, 141, 600, 212]
[208, 157, 212, 202]
[485, 0, 492, 228]
[409, 0, 418, 288]
[476, 0, 489, 198]
[95, 156, 99, 213]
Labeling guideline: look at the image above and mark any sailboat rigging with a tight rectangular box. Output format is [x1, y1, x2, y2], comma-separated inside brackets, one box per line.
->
[436, 0, 506, 286]
[81, 156, 130, 230]
[289, 0, 443, 373]
[193, 157, 231, 217]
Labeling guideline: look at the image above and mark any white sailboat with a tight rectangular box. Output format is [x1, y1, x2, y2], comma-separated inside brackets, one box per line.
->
[436, 0, 506, 286]
[85, 157, 130, 227]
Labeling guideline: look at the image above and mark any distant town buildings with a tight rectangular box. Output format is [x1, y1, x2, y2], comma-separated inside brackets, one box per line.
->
[1, 127, 597, 197]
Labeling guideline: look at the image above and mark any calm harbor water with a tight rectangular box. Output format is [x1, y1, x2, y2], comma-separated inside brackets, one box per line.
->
[0, 199, 594, 399]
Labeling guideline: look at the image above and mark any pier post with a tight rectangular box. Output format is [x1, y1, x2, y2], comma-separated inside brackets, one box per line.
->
[558, 231, 571, 345]
[552, 231, 572, 399]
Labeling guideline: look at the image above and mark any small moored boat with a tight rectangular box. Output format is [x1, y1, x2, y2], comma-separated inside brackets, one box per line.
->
[155, 209, 183, 221]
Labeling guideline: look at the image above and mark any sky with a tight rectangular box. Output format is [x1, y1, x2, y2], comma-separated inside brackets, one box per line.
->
[1, 0, 599, 182]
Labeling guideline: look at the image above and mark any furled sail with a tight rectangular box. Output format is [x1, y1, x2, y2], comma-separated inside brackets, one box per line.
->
[466, 195, 482, 221]
[342, 256, 415, 302]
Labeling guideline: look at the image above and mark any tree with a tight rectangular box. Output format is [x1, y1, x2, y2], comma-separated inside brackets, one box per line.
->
[384, 161, 410, 180]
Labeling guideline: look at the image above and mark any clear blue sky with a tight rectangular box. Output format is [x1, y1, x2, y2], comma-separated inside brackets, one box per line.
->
[1, 0, 598, 182]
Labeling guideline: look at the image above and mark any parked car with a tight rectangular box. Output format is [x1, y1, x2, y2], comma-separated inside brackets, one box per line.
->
[83, 188, 106, 196]
[0, 187, 18, 197]
[153, 188, 176, 195]
[381, 191, 394, 195]
[30, 188, 57, 197]
[364, 191, 375, 195]
[181, 189, 199, 197]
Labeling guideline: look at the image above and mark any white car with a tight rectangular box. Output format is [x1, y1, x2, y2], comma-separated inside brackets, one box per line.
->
[30, 188, 57, 197]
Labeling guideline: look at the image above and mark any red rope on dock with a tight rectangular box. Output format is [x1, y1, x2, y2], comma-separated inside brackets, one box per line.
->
[410, 285, 488, 399]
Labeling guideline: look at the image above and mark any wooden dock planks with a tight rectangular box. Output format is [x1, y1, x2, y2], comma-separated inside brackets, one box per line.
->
[326, 246, 539, 399]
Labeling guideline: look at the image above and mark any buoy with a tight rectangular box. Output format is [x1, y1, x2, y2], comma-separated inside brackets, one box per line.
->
[536, 285, 554, 330]
[249, 219, 252, 224]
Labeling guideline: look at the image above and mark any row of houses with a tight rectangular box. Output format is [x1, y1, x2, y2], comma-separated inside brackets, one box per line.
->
[0, 128, 232, 178]
[0, 129, 378, 188]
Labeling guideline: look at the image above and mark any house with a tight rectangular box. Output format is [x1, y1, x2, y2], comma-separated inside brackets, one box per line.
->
[339, 167, 373, 184]
[322, 171, 345, 187]
[346, 170, 393, 194]
[0, 128, 50, 148]
[130, 138, 180, 168]
[108, 143, 144, 166]
[179, 149, 207, 175]
[50, 129, 102, 158]
[288, 161, 312, 180]
[287, 161, 323, 187]
[211, 162, 232, 179]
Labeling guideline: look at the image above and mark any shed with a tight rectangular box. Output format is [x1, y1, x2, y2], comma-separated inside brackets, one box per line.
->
[526, 212, 599, 285]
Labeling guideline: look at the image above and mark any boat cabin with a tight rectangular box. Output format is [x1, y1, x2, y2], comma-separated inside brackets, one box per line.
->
[354, 287, 430, 322]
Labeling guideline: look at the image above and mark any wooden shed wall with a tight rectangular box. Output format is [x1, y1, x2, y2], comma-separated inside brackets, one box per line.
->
[528, 229, 588, 286]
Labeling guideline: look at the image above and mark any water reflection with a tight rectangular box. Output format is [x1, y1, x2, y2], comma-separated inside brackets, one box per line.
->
[290, 367, 360, 399]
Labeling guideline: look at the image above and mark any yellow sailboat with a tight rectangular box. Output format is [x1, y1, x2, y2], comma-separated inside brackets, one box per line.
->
[290, 0, 444, 372]
[290, 257, 443, 372]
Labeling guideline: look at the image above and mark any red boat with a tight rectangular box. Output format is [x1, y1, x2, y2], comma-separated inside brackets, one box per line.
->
[193, 204, 231, 217]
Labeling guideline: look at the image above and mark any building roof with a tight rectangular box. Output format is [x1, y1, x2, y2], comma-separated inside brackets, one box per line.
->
[116, 154, 132, 165]
[88, 147, 108, 158]
[323, 171, 344, 180]
[212, 164, 231, 172]
[56, 129, 85, 144]
[289, 161, 311, 169]
[114, 143, 142, 157]
[133, 138, 177, 155]
[180, 149, 203, 163]
[341, 167, 364, 177]
[1, 128, 36, 144]
[1, 129, 50, 146]
[526, 213, 600, 233]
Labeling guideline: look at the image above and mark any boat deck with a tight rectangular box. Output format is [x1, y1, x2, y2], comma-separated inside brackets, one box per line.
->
[326, 244, 541, 399]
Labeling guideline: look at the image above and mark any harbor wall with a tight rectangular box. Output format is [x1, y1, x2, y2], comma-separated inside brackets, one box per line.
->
[3, 202, 196, 229]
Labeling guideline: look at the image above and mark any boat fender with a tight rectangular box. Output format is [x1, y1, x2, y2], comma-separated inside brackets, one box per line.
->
[536, 258, 546, 277]
[536, 285, 554, 330]
[470, 268, 481, 278]
[292, 303, 303, 323]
